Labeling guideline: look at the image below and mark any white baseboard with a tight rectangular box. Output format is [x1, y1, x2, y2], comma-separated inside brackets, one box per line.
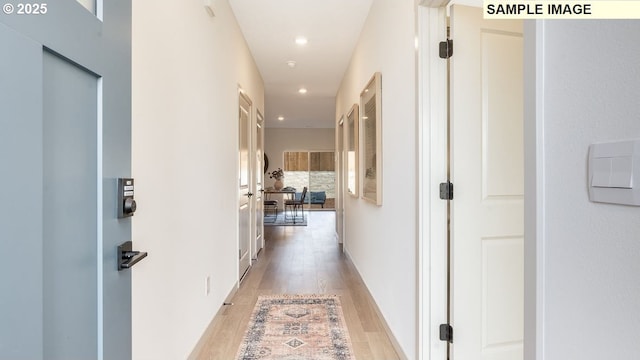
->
[343, 250, 409, 360]
[187, 286, 238, 360]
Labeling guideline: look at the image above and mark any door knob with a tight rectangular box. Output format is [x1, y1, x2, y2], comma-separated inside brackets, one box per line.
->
[124, 198, 137, 215]
[246, 192, 254, 198]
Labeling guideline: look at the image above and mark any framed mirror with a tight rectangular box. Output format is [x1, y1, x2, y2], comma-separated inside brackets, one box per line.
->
[346, 104, 359, 197]
[360, 72, 382, 205]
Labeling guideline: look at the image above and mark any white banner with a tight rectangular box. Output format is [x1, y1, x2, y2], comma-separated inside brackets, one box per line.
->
[484, 1, 640, 19]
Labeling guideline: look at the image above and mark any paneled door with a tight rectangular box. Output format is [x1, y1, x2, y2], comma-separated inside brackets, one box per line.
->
[253, 110, 264, 259]
[449, 5, 524, 360]
[238, 91, 252, 281]
[0, 2, 134, 359]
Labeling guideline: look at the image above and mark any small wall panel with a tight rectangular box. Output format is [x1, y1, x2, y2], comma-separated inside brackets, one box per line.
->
[482, 236, 524, 350]
[481, 31, 524, 200]
[43, 50, 98, 359]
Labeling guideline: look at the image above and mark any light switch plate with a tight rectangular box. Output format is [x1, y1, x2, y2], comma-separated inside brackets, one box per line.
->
[591, 157, 612, 187]
[588, 140, 640, 205]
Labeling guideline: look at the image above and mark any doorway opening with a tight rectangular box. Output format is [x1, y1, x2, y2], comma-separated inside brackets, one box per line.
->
[419, 4, 525, 359]
[283, 151, 336, 210]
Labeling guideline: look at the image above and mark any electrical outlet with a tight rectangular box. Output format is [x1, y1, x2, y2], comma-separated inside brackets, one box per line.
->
[205, 275, 211, 296]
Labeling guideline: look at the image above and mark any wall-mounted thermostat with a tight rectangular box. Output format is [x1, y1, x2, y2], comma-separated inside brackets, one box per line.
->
[117, 178, 137, 218]
[588, 139, 640, 206]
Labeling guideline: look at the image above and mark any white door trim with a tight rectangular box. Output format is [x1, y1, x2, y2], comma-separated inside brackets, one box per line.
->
[254, 109, 265, 259]
[523, 20, 544, 360]
[417, 4, 448, 360]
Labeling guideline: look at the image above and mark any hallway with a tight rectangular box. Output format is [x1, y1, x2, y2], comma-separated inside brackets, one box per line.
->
[191, 212, 400, 359]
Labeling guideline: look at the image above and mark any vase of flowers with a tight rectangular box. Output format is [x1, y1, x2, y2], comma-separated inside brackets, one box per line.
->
[269, 167, 285, 190]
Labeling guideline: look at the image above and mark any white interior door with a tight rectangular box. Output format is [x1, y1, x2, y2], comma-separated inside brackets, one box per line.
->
[450, 5, 524, 360]
[254, 110, 264, 258]
[0, 2, 133, 359]
[238, 91, 252, 281]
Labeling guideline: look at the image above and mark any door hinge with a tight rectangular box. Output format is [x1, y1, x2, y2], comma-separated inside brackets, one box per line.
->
[439, 323, 453, 343]
[439, 39, 453, 59]
[439, 181, 453, 200]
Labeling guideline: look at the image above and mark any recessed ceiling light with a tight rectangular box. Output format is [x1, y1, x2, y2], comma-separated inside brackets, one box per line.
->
[278, 116, 284, 121]
[286, 60, 297, 68]
[298, 88, 307, 94]
[295, 37, 308, 45]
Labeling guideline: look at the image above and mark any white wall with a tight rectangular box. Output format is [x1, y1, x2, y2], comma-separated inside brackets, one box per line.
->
[131, 1, 264, 358]
[527, 20, 640, 359]
[264, 128, 335, 188]
[335, 0, 417, 357]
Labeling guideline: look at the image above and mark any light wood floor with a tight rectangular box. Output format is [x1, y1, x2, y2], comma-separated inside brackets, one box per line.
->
[191, 211, 400, 360]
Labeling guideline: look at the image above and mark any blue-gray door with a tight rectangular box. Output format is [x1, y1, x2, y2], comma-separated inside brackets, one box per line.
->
[0, 1, 133, 359]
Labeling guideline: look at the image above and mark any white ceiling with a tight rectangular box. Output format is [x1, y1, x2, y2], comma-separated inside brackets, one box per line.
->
[229, 0, 373, 129]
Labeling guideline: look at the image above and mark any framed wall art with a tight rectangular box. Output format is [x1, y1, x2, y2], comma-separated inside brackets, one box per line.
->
[346, 104, 359, 197]
[360, 72, 382, 205]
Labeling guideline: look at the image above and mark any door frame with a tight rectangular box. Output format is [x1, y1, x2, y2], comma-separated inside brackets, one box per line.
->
[417, 2, 541, 359]
[523, 19, 544, 360]
[417, 4, 448, 359]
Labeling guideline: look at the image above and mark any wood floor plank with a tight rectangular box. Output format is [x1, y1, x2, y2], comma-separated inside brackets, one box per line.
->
[191, 211, 400, 360]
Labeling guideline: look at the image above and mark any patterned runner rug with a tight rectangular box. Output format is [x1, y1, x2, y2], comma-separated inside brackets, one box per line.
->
[236, 294, 354, 360]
